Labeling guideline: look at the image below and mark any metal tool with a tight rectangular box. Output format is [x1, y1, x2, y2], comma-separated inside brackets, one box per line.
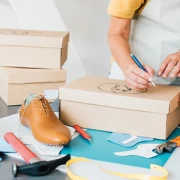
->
[12, 154, 71, 177]
[156, 136, 180, 154]
[73, 125, 92, 143]
[4, 132, 71, 177]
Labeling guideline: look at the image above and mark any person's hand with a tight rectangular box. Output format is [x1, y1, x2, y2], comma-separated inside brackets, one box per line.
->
[123, 64, 154, 90]
[158, 51, 180, 78]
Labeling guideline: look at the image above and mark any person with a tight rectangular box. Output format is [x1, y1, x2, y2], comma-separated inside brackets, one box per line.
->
[107, 0, 180, 90]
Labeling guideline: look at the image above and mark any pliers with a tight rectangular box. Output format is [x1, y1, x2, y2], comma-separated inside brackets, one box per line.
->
[156, 136, 180, 154]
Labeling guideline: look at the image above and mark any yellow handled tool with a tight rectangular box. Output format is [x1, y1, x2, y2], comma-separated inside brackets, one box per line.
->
[156, 136, 180, 154]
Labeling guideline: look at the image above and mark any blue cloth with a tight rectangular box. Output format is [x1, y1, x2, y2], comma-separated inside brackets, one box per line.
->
[61, 128, 180, 169]
[0, 137, 16, 153]
[107, 133, 154, 147]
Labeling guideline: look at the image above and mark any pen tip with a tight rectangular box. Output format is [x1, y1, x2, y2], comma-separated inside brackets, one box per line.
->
[151, 82, 156, 87]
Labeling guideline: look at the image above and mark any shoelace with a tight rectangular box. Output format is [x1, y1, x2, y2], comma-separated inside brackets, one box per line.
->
[36, 95, 50, 116]
[18, 95, 50, 132]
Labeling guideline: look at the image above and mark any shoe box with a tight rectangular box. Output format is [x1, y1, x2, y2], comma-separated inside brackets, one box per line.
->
[59, 76, 180, 140]
[0, 28, 69, 69]
[0, 67, 66, 105]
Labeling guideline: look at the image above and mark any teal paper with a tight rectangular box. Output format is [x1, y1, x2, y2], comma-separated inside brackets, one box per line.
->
[61, 128, 180, 168]
[0, 137, 16, 153]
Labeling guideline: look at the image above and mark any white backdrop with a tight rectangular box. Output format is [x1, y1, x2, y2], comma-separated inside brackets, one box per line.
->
[0, 0, 111, 82]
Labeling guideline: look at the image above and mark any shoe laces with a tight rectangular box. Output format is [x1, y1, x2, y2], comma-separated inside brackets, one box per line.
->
[18, 95, 51, 132]
[36, 95, 50, 116]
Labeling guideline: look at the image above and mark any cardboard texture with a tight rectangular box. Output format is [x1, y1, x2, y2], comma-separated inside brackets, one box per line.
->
[0, 67, 66, 105]
[0, 28, 69, 69]
[59, 76, 180, 140]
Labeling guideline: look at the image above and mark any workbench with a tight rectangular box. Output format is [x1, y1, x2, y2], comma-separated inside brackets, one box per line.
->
[0, 97, 179, 180]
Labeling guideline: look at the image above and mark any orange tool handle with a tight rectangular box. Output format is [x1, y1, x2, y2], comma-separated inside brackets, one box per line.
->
[73, 125, 91, 139]
[170, 136, 180, 146]
[4, 132, 39, 164]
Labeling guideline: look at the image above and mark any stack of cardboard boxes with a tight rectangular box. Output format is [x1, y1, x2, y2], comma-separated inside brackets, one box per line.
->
[0, 28, 69, 105]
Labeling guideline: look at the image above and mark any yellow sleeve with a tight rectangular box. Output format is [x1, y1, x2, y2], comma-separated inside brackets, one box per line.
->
[108, 0, 144, 19]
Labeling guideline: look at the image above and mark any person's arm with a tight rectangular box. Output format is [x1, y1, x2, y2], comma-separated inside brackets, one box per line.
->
[108, 16, 133, 71]
[108, 16, 154, 90]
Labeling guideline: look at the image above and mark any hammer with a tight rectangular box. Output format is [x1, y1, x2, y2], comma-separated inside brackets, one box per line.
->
[4, 132, 71, 177]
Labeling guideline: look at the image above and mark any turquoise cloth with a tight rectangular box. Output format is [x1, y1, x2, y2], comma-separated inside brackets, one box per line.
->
[61, 128, 180, 168]
[107, 133, 154, 147]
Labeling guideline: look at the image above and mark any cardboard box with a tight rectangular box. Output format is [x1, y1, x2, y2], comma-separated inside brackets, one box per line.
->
[0, 67, 66, 105]
[59, 76, 180, 140]
[0, 28, 69, 69]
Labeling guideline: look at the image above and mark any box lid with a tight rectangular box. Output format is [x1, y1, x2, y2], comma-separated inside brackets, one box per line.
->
[0, 67, 66, 84]
[59, 76, 180, 114]
[0, 28, 69, 48]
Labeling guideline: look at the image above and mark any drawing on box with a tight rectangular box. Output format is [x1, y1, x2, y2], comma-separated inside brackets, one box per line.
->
[98, 83, 147, 94]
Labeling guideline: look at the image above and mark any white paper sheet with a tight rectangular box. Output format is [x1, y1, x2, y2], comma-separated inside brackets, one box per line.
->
[16, 125, 75, 156]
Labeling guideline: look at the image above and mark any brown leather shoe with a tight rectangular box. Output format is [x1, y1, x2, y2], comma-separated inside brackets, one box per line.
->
[19, 94, 71, 145]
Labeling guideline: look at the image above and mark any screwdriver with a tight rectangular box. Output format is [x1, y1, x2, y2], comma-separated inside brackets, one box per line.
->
[73, 125, 92, 143]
